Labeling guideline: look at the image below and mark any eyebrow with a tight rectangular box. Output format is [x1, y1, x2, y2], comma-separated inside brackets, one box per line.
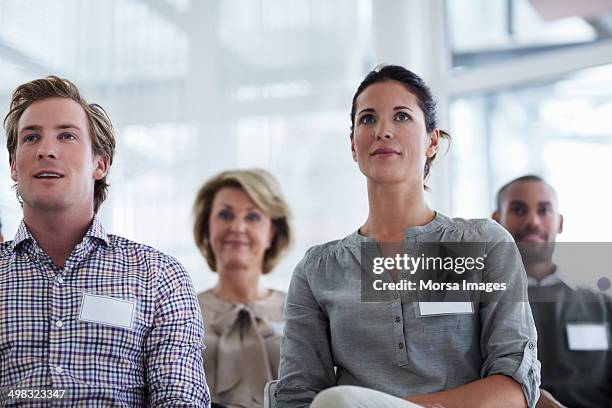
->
[357, 106, 414, 116]
[218, 203, 259, 211]
[508, 200, 553, 207]
[56, 124, 82, 131]
[394, 106, 413, 112]
[357, 108, 375, 116]
[19, 124, 83, 134]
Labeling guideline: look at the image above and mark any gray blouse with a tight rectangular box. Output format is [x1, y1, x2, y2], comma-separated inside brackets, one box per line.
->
[276, 213, 541, 407]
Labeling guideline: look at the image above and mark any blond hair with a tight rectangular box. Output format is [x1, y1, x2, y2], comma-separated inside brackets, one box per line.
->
[193, 169, 292, 274]
[4, 76, 116, 213]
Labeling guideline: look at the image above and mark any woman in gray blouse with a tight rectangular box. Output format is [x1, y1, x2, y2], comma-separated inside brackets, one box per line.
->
[276, 65, 540, 408]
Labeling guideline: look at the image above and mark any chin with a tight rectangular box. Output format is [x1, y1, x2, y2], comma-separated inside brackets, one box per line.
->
[517, 242, 556, 263]
[220, 258, 252, 271]
[362, 163, 421, 185]
[367, 170, 413, 185]
[24, 196, 71, 212]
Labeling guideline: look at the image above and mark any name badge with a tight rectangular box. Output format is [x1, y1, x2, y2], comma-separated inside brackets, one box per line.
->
[566, 323, 609, 351]
[418, 301, 473, 316]
[268, 321, 285, 336]
[79, 293, 136, 330]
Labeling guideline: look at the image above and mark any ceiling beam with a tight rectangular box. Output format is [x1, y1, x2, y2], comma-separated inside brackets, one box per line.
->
[0, 39, 56, 76]
[448, 39, 612, 95]
[135, 0, 187, 28]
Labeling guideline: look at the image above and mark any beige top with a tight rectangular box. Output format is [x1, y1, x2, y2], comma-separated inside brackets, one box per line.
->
[198, 288, 285, 408]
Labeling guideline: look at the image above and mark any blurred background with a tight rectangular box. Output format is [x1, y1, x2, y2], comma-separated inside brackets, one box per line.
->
[1, 0, 611, 292]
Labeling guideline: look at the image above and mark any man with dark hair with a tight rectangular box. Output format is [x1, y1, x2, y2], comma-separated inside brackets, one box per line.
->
[1, 77, 210, 406]
[493, 175, 611, 408]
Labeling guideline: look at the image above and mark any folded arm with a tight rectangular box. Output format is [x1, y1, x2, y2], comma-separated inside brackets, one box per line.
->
[406, 375, 526, 408]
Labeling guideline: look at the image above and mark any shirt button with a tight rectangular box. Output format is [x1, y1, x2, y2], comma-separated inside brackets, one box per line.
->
[53, 366, 64, 374]
[56, 276, 64, 284]
[393, 292, 399, 299]
[398, 342, 404, 349]
[394, 316, 401, 323]
[528, 342, 535, 350]
[55, 320, 63, 328]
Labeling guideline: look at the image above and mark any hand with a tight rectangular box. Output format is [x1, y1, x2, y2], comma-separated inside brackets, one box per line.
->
[536, 389, 567, 408]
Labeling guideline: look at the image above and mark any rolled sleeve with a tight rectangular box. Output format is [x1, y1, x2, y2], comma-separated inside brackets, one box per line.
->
[145, 255, 210, 407]
[479, 220, 541, 407]
[484, 339, 541, 407]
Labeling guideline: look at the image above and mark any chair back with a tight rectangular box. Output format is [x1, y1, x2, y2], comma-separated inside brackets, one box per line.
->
[263, 380, 278, 408]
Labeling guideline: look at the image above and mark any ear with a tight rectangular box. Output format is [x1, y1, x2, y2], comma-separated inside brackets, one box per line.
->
[557, 214, 564, 234]
[10, 156, 17, 182]
[426, 129, 440, 158]
[350, 135, 358, 162]
[93, 153, 110, 180]
[492, 210, 500, 223]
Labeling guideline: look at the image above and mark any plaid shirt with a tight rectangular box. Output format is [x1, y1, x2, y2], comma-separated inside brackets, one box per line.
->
[0, 217, 210, 407]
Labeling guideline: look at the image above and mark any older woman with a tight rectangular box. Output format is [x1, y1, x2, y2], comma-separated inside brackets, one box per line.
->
[276, 65, 540, 408]
[193, 169, 292, 408]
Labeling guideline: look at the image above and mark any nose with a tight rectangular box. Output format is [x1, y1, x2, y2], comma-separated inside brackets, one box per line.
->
[525, 209, 543, 229]
[36, 137, 57, 160]
[229, 217, 247, 232]
[375, 119, 393, 140]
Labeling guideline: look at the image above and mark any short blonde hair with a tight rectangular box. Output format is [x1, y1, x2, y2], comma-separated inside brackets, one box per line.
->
[193, 169, 292, 274]
[4, 76, 115, 213]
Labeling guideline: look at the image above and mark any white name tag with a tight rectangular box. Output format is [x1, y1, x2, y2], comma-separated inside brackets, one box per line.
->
[418, 301, 473, 316]
[566, 323, 609, 351]
[79, 293, 136, 330]
[269, 321, 285, 336]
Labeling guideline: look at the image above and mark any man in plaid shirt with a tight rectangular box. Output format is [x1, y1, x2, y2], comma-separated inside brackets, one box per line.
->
[0, 76, 210, 407]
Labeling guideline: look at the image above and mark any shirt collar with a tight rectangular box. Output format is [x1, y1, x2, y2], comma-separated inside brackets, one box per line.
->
[12, 215, 109, 252]
[350, 211, 448, 244]
[86, 216, 110, 245]
[527, 266, 563, 287]
[12, 220, 33, 250]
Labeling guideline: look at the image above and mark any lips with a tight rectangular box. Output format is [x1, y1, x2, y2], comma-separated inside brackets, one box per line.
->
[223, 240, 250, 246]
[371, 147, 400, 156]
[517, 233, 547, 243]
[33, 170, 65, 179]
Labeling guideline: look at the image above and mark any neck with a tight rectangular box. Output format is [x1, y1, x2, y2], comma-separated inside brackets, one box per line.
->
[214, 265, 267, 304]
[361, 180, 435, 242]
[525, 261, 556, 281]
[23, 206, 95, 268]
